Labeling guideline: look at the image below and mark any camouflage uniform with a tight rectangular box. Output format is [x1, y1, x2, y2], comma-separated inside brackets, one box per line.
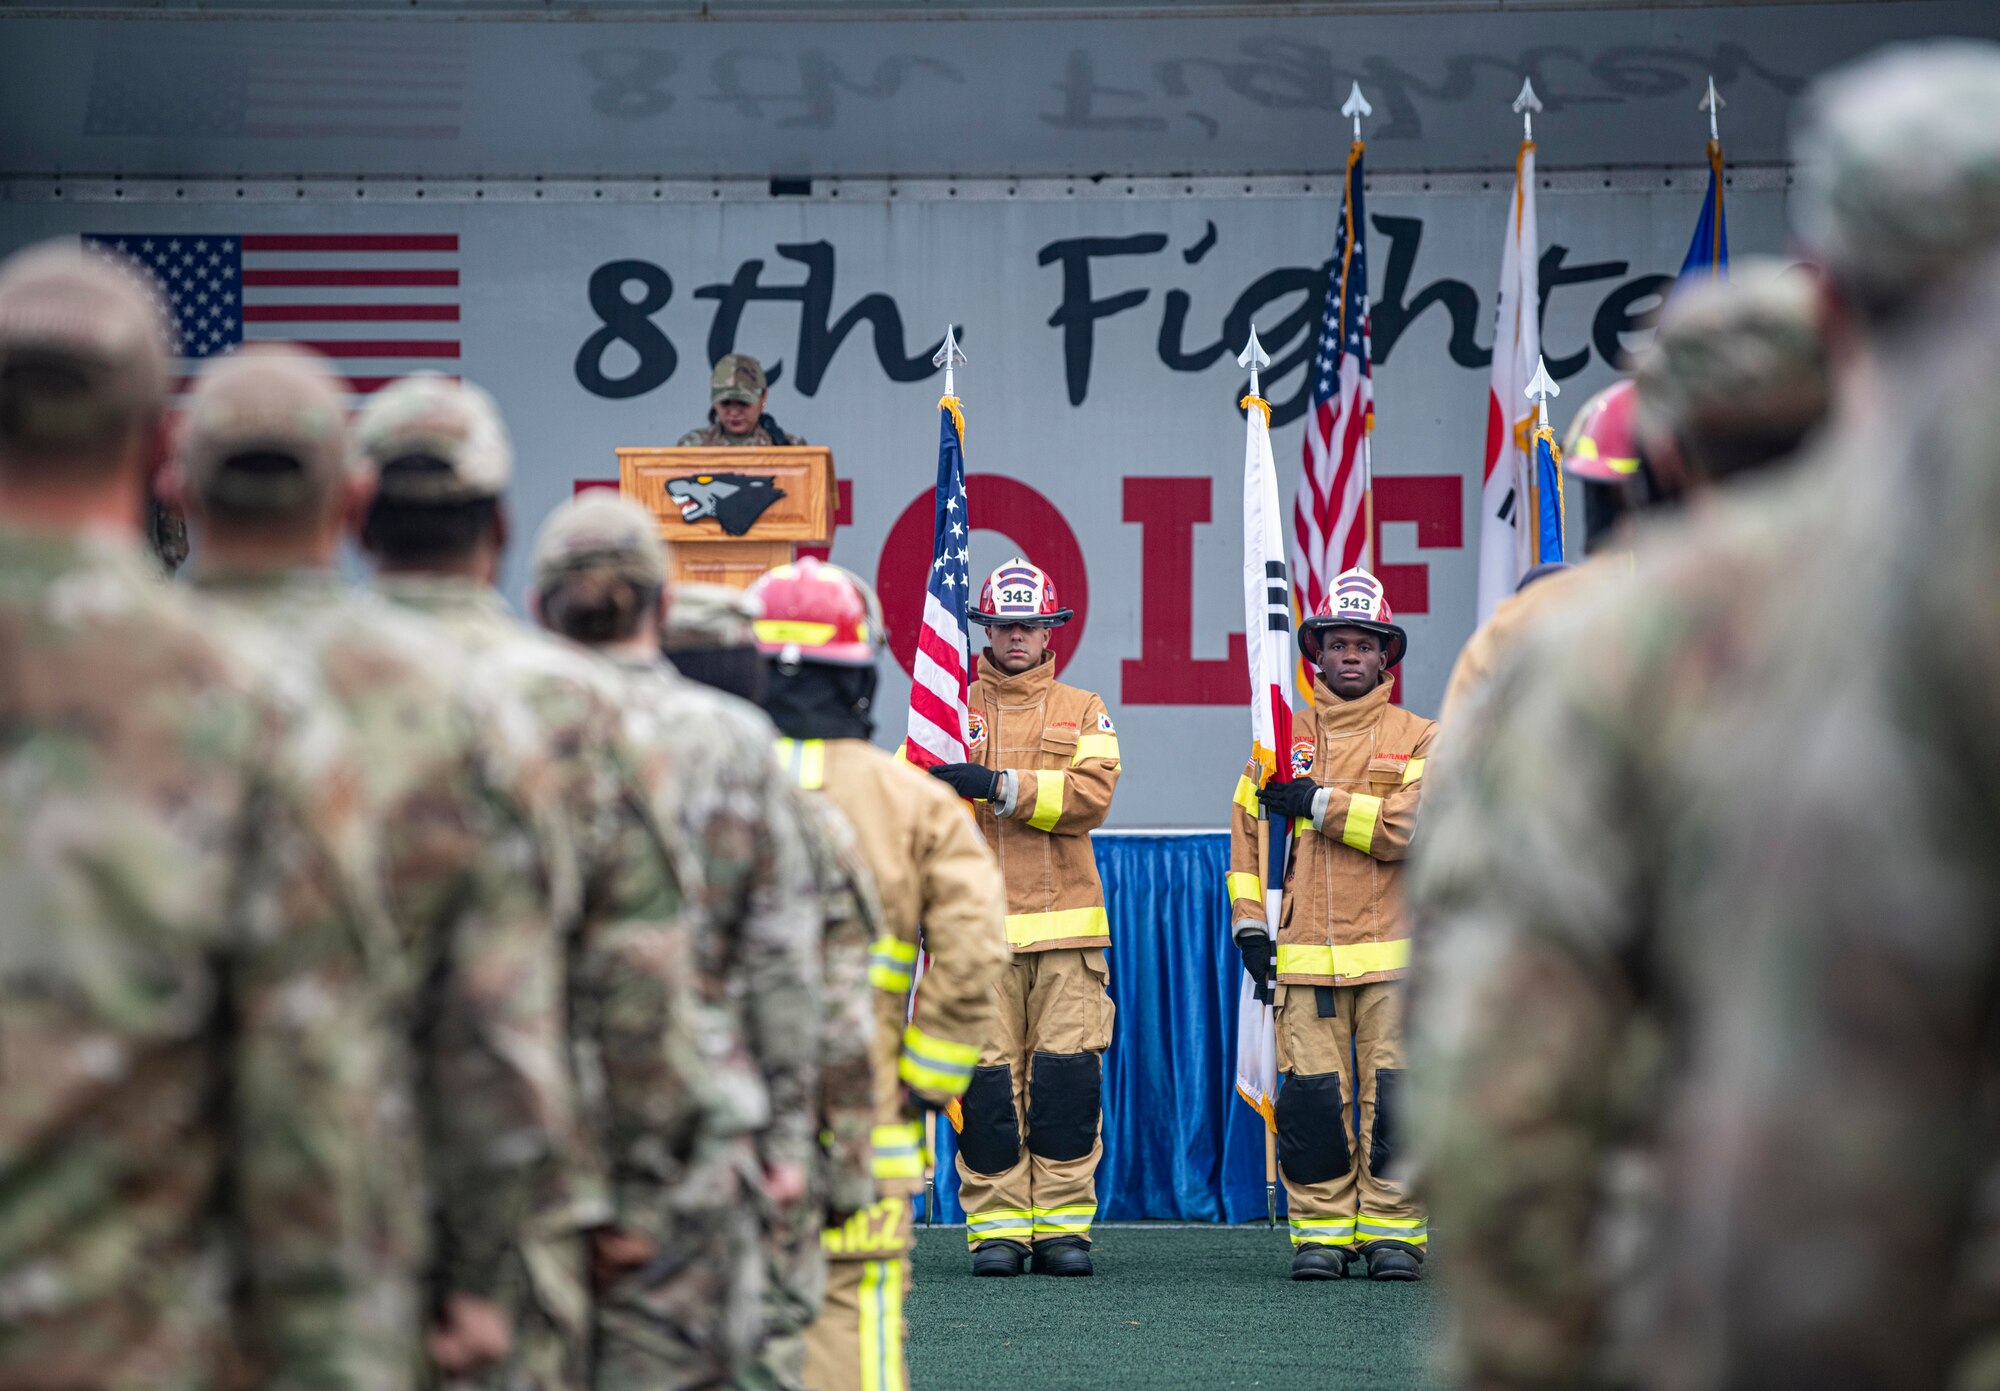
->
[0, 245, 419, 1388]
[1408, 42, 2000, 1389]
[530, 494, 827, 1391]
[178, 347, 590, 1391]
[355, 378, 754, 1391]
[663, 582, 881, 1391]
[677, 355, 808, 448]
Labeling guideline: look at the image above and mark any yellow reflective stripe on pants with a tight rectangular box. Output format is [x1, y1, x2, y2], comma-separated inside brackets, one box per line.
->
[1072, 733, 1119, 764]
[1028, 770, 1067, 831]
[1004, 905, 1110, 948]
[871, 1122, 924, 1181]
[1289, 1215, 1357, 1247]
[1356, 1215, 1428, 1246]
[964, 1207, 1034, 1247]
[1233, 774, 1260, 817]
[1273, 938, 1411, 979]
[774, 737, 827, 790]
[1226, 870, 1262, 903]
[868, 935, 918, 992]
[899, 1024, 979, 1096]
[1032, 1204, 1096, 1237]
[856, 1258, 907, 1391]
[1341, 792, 1382, 853]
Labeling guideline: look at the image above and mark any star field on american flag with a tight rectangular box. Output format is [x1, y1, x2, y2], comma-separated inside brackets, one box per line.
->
[90, 236, 244, 358]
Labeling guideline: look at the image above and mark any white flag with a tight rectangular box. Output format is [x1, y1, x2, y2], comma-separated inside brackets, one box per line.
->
[1476, 138, 1540, 623]
[1235, 389, 1287, 1131]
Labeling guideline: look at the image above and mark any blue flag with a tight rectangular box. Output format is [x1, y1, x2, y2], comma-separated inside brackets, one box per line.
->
[1533, 425, 1566, 566]
[1678, 139, 1729, 282]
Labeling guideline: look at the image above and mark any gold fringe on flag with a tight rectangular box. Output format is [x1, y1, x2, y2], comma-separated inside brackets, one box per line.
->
[938, 394, 967, 442]
[1239, 394, 1271, 426]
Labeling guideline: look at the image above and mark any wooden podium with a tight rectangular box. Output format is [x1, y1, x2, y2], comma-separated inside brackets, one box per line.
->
[616, 445, 835, 589]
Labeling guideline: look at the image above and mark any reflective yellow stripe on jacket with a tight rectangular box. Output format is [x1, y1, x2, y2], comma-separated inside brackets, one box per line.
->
[1005, 905, 1110, 949]
[899, 1023, 979, 1096]
[1072, 733, 1119, 764]
[872, 1121, 925, 1181]
[1028, 771, 1066, 831]
[775, 736, 827, 790]
[1274, 939, 1411, 980]
[868, 935, 918, 993]
[1226, 871, 1262, 903]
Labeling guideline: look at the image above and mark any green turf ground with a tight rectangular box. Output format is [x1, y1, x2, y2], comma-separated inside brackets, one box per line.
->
[905, 1225, 1444, 1390]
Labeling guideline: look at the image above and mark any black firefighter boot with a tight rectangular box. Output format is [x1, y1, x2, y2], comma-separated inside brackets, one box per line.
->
[971, 1240, 1028, 1277]
[1289, 1244, 1351, 1281]
[1031, 1236, 1095, 1276]
[1364, 1241, 1423, 1282]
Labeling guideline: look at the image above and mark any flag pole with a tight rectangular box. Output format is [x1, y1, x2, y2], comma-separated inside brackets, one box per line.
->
[1342, 80, 1374, 569]
[1525, 356, 1560, 566]
[1239, 324, 1286, 1225]
[920, 324, 969, 1226]
[1700, 74, 1725, 144]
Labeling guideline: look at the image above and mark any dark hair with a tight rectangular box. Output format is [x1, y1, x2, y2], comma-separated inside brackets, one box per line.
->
[199, 449, 326, 528]
[358, 454, 501, 565]
[540, 572, 660, 645]
[0, 359, 142, 472]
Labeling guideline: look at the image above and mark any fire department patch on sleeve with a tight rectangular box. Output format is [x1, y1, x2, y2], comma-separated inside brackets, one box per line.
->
[1097, 711, 1116, 734]
[1290, 739, 1316, 778]
[966, 709, 987, 748]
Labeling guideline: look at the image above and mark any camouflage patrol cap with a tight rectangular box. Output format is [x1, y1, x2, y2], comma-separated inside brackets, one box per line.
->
[531, 490, 668, 594]
[353, 372, 511, 501]
[1631, 259, 1831, 481]
[1792, 40, 2000, 316]
[710, 353, 766, 406]
[661, 582, 761, 652]
[179, 345, 348, 513]
[0, 241, 171, 453]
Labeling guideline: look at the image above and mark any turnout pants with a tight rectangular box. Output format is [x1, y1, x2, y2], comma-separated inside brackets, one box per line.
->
[1273, 980, 1426, 1255]
[956, 947, 1115, 1249]
[801, 1198, 912, 1391]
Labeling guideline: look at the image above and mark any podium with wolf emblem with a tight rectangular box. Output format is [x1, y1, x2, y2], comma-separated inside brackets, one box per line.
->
[616, 445, 835, 588]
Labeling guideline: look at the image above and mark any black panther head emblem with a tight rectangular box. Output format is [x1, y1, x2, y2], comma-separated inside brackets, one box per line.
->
[666, 473, 786, 537]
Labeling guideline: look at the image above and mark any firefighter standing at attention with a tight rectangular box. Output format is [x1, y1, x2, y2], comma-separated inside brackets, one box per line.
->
[746, 557, 1006, 1391]
[923, 558, 1122, 1279]
[1231, 567, 1437, 1282]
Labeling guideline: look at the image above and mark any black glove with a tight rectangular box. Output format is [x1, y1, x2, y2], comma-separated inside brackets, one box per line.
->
[1257, 777, 1320, 823]
[928, 761, 1001, 802]
[1235, 931, 1275, 1005]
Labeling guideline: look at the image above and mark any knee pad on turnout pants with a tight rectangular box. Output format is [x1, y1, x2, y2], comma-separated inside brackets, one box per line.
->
[1276, 1071, 1351, 1186]
[1027, 1051, 1101, 1162]
[959, 1064, 1021, 1175]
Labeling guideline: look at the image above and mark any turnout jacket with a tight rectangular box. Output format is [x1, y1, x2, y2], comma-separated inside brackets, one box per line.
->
[1229, 677, 1437, 988]
[775, 735, 1007, 1198]
[967, 654, 1122, 953]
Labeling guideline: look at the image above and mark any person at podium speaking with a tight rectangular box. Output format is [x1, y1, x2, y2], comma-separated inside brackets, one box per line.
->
[678, 353, 809, 448]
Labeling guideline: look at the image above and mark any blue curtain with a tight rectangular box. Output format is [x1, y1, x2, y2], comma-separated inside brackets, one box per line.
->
[923, 832, 1272, 1223]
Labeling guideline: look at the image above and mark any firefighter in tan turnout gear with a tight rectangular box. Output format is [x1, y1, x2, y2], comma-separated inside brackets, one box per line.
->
[1230, 567, 1437, 1281]
[921, 557, 1121, 1279]
[745, 557, 1007, 1391]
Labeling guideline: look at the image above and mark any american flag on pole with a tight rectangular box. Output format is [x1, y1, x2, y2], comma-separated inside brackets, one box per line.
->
[1292, 138, 1375, 695]
[902, 397, 974, 769]
[1475, 137, 1541, 622]
[82, 233, 461, 402]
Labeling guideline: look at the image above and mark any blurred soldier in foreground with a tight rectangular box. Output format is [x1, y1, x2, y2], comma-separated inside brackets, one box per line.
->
[1437, 274, 1831, 728]
[1234, 568, 1438, 1281]
[175, 345, 584, 1388]
[931, 557, 1121, 1279]
[747, 558, 1007, 1391]
[1410, 40, 2000, 1388]
[665, 579, 883, 1391]
[0, 244, 415, 1385]
[678, 354, 808, 448]
[528, 496, 828, 1391]
[355, 377, 748, 1389]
